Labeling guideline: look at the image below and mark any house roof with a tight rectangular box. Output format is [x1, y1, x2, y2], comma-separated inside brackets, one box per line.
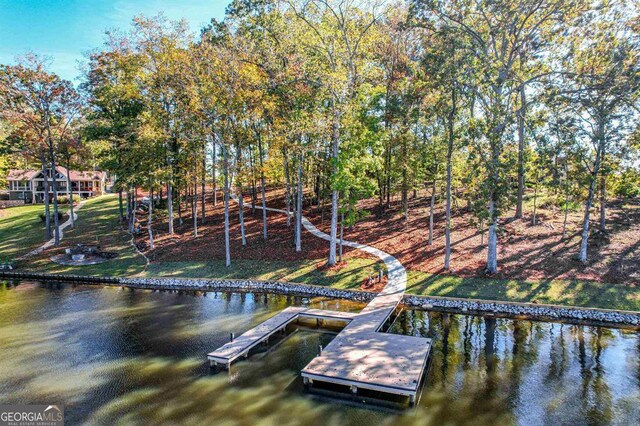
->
[7, 167, 106, 181]
[63, 167, 106, 181]
[7, 169, 39, 181]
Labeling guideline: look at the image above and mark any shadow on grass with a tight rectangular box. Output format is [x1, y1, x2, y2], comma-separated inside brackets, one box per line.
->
[406, 272, 640, 311]
[144, 257, 385, 290]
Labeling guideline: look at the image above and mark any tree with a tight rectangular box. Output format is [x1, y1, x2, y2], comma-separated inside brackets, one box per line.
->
[0, 54, 81, 244]
[413, 0, 585, 273]
[58, 123, 86, 228]
[284, 0, 382, 266]
[555, 3, 640, 262]
[83, 42, 146, 223]
[133, 15, 193, 236]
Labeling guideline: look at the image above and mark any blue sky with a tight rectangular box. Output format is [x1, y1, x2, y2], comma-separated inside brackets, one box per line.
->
[0, 0, 229, 83]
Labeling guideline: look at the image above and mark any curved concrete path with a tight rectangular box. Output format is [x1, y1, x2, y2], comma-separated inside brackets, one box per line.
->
[20, 201, 86, 259]
[232, 194, 407, 322]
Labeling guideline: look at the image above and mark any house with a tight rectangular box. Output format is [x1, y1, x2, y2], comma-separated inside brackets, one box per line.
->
[6, 167, 108, 204]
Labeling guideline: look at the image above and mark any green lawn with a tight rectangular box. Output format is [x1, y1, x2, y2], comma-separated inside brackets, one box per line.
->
[144, 257, 384, 290]
[25, 195, 147, 277]
[0, 204, 58, 259]
[406, 271, 640, 312]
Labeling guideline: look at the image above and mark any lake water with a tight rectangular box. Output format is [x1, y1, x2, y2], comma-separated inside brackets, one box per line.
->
[0, 281, 638, 425]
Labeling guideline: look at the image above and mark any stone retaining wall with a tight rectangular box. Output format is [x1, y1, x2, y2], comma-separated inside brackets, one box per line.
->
[2, 271, 639, 327]
[0, 200, 25, 208]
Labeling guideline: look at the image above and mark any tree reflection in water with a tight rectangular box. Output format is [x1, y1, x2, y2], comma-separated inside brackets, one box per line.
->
[0, 282, 638, 425]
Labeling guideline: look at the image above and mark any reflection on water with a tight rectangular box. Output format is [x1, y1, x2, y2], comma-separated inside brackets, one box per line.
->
[0, 281, 639, 425]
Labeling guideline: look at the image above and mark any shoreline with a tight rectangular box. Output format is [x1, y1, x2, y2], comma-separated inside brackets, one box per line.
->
[2, 270, 639, 328]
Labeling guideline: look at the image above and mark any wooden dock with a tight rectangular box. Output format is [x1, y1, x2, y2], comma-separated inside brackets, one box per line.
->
[210, 196, 432, 405]
[207, 307, 357, 368]
[301, 332, 431, 403]
[299, 252, 432, 404]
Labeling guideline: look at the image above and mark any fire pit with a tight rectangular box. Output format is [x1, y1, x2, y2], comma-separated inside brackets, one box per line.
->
[51, 244, 118, 266]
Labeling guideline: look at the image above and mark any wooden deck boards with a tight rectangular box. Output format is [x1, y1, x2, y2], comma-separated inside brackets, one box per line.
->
[207, 307, 356, 367]
[301, 332, 431, 396]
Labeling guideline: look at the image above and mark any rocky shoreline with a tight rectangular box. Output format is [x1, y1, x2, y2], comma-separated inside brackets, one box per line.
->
[2, 271, 639, 328]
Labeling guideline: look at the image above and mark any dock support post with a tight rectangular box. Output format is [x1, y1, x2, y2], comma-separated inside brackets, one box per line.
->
[409, 394, 415, 407]
[230, 332, 234, 342]
[350, 385, 357, 395]
[318, 345, 323, 356]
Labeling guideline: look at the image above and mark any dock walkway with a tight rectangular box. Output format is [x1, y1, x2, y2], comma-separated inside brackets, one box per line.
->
[208, 307, 357, 368]
[209, 196, 432, 404]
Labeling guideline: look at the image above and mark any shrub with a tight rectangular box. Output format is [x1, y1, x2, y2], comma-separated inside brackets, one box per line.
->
[39, 211, 64, 222]
[616, 182, 640, 198]
[57, 196, 70, 205]
[614, 169, 640, 199]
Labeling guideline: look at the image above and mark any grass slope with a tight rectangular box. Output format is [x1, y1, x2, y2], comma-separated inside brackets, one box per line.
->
[0, 204, 55, 259]
[145, 257, 383, 290]
[407, 272, 640, 312]
[26, 195, 147, 276]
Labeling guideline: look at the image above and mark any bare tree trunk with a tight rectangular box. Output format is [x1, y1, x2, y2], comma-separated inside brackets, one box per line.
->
[66, 157, 74, 228]
[515, 81, 526, 219]
[329, 117, 340, 266]
[485, 116, 502, 274]
[248, 144, 257, 214]
[118, 190, 124, 222]
[486, 199, 498, 274]
[177, 187, 183, 226]
[283, 146, 292, 227]
[125, 191, 131, 225]
[339, 211, 344, 262]
[444, 86, 456, 270]
[315, 170, 321, 206]
[41, 153, 51, 240]
[236, 143, 246, 246]
[599, 172, 606, 233]
[385, 145, 391, 208]
[201, 147, 206, 223]
[580, 132, 605, 262]
[167, 181, 174, 234]
[223, 144, 231, 267]
[127, 190, 131, 232]
[402, 143, 409, 224]
[532, 167, 540, 225]
[48, 147, 60, 246]
[192, 172, 198, 238]
[258, 133, 267, 240]
[148, 187, 155, 249]
[292, 173, 298, 246]
[428, 178, 436, 246]
[212, 140, 217, 206]
[130, 187, 137, 234]
[562, 191, 570, 240]
[295, 153, 303, 252]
